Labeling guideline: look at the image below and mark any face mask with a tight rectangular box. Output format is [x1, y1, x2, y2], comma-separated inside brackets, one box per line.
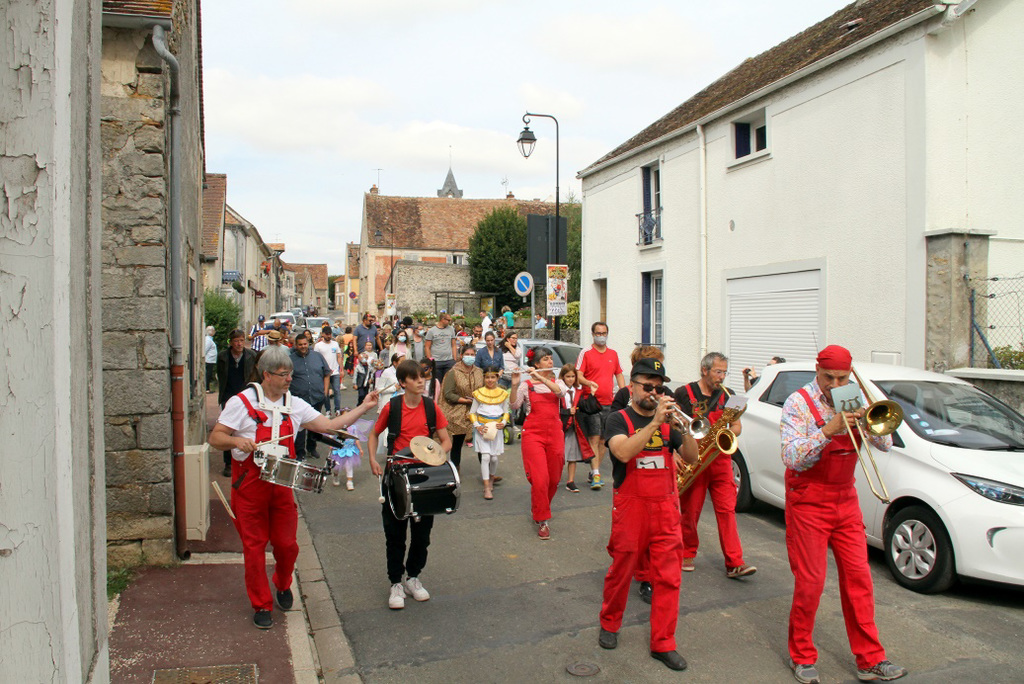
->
[398, 336, 406, 342]
[594, 335, 608, 345]
[463, 356, 475, 365]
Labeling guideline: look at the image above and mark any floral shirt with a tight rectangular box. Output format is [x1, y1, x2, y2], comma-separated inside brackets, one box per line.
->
[780, 378, 891, 472]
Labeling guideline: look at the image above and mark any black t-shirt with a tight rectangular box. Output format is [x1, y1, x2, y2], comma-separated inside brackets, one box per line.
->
[603, 406, 683, 489]
[673, 381, 731, 420]
[609, 386, 632, 412]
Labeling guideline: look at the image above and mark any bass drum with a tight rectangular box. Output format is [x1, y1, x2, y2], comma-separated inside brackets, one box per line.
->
[386, 460, 461, 521]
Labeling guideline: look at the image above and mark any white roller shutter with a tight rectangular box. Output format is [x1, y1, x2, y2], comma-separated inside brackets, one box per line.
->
[725, 270, 822, 391]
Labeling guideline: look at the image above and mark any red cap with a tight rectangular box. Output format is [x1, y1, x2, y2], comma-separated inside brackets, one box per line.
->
[816, 345, 852, 370]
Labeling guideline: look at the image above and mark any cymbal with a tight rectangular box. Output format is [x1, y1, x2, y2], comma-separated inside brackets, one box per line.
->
[408, 435, 447, 466]
[331, 429, 358, 441]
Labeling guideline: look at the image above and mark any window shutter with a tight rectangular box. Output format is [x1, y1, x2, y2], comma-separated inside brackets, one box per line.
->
[735, 123, 751, 158]
[641, 167, 652, 214]
[641, 272, 652, 343]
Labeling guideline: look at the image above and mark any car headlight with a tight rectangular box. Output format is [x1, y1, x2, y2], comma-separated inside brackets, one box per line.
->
[952, 473, 1024, 506]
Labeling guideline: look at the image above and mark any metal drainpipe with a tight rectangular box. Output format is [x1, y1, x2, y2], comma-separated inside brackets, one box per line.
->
[151, 25, 189, 560]
[697, 123, 708, 357]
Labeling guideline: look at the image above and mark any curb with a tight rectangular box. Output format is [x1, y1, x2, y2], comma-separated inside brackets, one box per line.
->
[295, 510, 362, 683]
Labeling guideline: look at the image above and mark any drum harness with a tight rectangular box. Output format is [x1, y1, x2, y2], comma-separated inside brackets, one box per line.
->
[234, 382, 294, 490]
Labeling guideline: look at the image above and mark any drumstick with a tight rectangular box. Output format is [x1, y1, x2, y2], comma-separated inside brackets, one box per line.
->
[377, 474, 386, 504]
[253, 433, 290, 449]
[211, 480, 236, 520]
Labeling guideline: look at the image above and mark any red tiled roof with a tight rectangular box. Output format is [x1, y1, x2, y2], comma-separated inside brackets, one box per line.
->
[289, 263, 329, 291]
[267, 243, 285, 253]
[582, 0, 937, 174]
[201, 173, 226, 260]
[364, 195, 556, 251]
[346, 243, 360, 279]
[102, 0, 172, 17]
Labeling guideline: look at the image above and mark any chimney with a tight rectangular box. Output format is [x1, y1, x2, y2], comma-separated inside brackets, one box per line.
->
[370, 184, 379, 195]
[506, 191, 515, 200]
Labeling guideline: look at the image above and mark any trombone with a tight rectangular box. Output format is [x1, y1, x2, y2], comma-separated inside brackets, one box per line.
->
[845, 366, 903, 504]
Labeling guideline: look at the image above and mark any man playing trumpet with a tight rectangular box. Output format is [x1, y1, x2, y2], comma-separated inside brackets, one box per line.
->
[599, 359, 697, 671]
[779, 345, 906, 683]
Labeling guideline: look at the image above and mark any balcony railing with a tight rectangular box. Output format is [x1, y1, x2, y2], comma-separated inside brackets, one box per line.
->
[636, 208, 662, 245]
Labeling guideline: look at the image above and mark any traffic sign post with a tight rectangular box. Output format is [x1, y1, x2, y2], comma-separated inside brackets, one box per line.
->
[513, 272, 535, 336]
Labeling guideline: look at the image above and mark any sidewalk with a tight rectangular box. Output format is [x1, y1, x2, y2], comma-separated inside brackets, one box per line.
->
[107, 392, 359, 683]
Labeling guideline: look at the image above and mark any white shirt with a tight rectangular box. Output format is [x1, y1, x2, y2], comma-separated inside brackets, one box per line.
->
[204, 335, 217, 363]
[481, 315, 492, 333]
[314, 339, 341, 375]
[218, 387, 322, 461]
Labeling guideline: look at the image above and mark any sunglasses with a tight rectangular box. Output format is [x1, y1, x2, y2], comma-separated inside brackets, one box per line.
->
[633, 381, 666, 394]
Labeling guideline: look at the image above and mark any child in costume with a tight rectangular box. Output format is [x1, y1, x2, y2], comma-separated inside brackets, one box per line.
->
[469, 366, 510, 500]
[329, 437, 362, 490]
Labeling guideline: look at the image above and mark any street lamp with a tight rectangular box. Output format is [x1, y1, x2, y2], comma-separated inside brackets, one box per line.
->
[517, 112, 560, 341]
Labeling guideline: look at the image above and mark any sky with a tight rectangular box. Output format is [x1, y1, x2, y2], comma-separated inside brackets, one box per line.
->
[202, 0, 852, 275]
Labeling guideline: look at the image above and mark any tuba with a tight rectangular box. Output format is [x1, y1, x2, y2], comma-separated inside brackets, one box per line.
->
[677, 387, 746, 493]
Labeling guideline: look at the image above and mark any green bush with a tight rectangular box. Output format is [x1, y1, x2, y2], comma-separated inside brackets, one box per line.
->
[992, 344, 1024, 370]
[204, 289, 242, 351]
[562, 301, 580, 329]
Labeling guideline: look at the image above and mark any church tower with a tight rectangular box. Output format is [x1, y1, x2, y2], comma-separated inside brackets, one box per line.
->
[437, 167, 463, 198]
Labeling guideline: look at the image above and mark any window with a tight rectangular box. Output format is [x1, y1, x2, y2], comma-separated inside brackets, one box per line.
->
[449, 254, 467, 265]
[641, 271, 664, 345]
[405, 253, 418, 261]
[637, 165, 662, 245]
[733, 108, 768, 160]
[763, 371, 815, 407]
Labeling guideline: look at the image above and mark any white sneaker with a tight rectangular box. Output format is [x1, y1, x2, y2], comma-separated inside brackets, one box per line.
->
[339, 384, 347, 390]
[403, 576, 430, 602]
[388, 583, 405, 609]
[331, 471, 341, 486]
[346, 479, 354, 491]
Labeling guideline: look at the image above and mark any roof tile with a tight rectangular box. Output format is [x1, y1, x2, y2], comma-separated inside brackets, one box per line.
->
[201, 173, 226, 260]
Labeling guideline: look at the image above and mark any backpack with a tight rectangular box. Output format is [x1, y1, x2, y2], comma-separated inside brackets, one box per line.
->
[386, 394, 437, 455]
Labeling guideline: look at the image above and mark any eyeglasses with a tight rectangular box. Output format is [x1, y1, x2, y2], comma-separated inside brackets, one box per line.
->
[268, 371, 293, 378]
[633, 381, 664, 394]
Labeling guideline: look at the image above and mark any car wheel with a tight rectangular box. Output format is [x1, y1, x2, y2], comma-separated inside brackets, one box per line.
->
[884, 505, 956, 594]
[732, 451, 754, 512]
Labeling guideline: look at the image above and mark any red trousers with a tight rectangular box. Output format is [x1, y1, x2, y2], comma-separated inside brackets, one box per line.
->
[232, 465, 299, 612]
[600, 495, 683, 651]
[679, 452, 744, 567]
[521, 419, 565, 522]
[785, 482, 885, 668]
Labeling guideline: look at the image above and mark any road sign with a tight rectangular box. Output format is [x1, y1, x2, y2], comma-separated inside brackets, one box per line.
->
[513, 271, 534, 297]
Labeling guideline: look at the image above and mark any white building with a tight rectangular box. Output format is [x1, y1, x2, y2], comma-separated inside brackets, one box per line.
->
[579, 0, 1023, 388]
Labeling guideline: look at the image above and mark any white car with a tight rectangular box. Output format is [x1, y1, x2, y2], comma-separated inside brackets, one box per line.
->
[734, 362, 1024, 593]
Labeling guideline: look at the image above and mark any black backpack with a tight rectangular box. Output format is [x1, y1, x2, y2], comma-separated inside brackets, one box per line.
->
[386, 394, 437, 455]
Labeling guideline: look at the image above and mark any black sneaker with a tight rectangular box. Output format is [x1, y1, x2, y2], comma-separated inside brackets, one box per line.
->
[598, 628, 618, 649]
[651, 650, 687, 671]
[638, 581, 652, 604]
[254, 609, 272, 629]
[565, 482, 579, 493]
[275, 588, 293, 611]
[221, 465, 231, 477]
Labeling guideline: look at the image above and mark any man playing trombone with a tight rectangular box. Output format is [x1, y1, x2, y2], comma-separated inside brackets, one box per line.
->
[779, 345, 907, 683]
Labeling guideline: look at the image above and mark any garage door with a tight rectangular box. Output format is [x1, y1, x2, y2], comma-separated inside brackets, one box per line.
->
[725, 270, 823, 391]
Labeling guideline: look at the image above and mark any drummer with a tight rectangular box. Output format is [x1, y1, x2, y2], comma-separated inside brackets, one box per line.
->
[208, 345, 379, 630]
[368, 359, 453, 610]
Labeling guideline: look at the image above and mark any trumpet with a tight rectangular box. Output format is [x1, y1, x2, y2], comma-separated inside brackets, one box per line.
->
[844, 367, 902, 503]
[667, 405, 711, 440]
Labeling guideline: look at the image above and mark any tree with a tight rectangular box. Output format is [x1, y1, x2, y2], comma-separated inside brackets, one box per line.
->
[328, 274, 341, 303]
[204, 289, 242, 351]
[467, 207, 527, 312]
[562, 191, 582, 302]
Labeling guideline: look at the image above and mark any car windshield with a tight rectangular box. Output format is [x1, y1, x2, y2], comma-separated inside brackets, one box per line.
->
[876, 380, 1024, 450]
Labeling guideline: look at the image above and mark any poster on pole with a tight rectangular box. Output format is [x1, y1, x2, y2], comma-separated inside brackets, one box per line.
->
[546, 264, 568, 317]
[385, 293, 397, 317]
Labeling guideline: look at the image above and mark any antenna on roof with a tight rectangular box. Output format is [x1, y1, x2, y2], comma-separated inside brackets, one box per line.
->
[501, 176, 509, 194]
[375, 168, 383, 188]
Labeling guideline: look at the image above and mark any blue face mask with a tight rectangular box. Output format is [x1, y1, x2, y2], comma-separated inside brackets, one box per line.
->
[398, 336, 406, 342]
[463, 356, 475, 365]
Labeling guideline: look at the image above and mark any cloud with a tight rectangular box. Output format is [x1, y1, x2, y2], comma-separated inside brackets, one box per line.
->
[517, 84, 586, 121]
[291, 0, 484, 23]
[534, 6, 716, 75]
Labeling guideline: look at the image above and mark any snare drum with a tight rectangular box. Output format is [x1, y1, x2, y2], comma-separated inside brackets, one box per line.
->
[255, 451, 329, 494]
[386, 460, 461, 520]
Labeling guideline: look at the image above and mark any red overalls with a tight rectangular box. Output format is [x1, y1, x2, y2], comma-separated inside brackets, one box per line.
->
[678, 385, 745, 568]
[233, 388, 300, 612]
[521, 381, 565, 522]
[785, 388, 885, 669]
[600, 413, 683, 651]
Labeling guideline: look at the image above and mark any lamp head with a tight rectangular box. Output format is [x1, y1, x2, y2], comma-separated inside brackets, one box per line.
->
[517, 126, 537, 158]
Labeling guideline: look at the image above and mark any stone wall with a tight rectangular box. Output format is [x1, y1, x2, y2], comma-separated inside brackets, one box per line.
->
[100, 5, 206, 567]
[924, 231, 991, 373]
[393, 261, 472, 314]
[946, 368, 1024, 415]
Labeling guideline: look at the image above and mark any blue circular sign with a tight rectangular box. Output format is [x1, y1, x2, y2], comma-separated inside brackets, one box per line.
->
[513, 271, 534, 297]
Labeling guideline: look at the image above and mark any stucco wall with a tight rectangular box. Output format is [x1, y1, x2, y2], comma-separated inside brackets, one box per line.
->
[1, 1, 109, 680]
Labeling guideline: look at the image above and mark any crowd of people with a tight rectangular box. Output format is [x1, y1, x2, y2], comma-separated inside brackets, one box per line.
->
[205, 310, 907, 682]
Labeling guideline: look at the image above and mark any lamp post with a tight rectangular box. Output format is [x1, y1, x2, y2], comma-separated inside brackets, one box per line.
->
[517, 112, 560, 341]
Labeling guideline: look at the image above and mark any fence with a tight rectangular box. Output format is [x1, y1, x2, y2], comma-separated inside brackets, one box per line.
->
[968, 274, 1024, 369]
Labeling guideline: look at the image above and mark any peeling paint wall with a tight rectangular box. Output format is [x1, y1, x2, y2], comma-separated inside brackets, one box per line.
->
[99, 0, 205, 569]
[1, 0, 109, 681]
